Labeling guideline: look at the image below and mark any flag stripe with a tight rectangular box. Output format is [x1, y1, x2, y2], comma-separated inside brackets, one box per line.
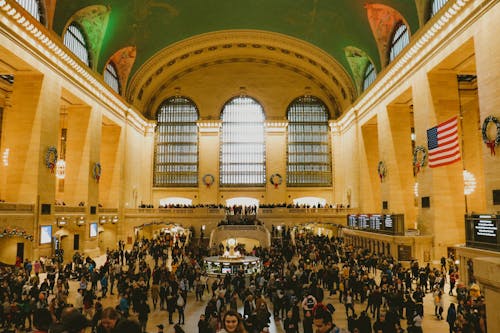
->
[427, 116, 461, 168]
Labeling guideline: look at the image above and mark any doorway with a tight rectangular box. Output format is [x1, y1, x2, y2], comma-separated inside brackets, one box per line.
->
[74, 234, 80, 250]
[16, 242, 24, 261]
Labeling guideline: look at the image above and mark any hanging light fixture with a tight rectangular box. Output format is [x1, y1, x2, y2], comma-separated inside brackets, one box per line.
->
[413, 182, 419, 197]
[463, 170, 476, 195]
[55, 159, 66, 179]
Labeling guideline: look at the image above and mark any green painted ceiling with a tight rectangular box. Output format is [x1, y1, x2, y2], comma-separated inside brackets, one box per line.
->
[53, 0, 419, 85]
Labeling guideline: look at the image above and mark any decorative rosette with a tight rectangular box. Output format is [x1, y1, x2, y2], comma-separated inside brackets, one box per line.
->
[481, 115, 500, 156]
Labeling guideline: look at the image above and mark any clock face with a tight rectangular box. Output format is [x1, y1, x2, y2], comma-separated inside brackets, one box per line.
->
[227, 238, 236, 246]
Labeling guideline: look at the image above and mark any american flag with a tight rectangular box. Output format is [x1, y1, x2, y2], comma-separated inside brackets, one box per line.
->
[427, 117, 461, 168]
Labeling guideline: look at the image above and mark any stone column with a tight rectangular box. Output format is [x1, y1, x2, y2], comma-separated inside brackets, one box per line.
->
[380, 104, 416, 228]
[360, 118, 380, 212]
[265, 121, 287, 203]
[198, 120, 221, 205]
[473, 257, 500, 333]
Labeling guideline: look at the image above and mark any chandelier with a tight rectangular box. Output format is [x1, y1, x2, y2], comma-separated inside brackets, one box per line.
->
[463, 170, 476, 195]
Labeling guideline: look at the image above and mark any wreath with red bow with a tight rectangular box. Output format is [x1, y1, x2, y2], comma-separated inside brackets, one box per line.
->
[482, 115, 500, 156]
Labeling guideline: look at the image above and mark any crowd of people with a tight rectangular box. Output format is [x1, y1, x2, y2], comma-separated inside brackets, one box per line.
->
[0, 226, 488, 333]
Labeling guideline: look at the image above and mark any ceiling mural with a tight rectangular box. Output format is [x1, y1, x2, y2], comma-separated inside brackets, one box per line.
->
[344, 46, 373, 94]
[365, 3, 410, 67]
[53, 1, 420, 78]
[107, 46, 137, 95]
[52, 1, 423, 116]
[67, 5, 110, 70]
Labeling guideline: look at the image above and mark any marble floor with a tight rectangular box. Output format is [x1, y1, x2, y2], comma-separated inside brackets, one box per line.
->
[55, 254, 455, 333]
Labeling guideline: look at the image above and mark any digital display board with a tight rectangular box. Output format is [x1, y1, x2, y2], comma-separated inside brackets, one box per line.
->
[40, 225, 52, 244]
[384, 215, 393, 230]
[348, 215, 358, 228]
[358, 215, 369, 229]
[347, 214, 404, 235]
[89, 223, 98, 238]
[473, 215, 498, 244]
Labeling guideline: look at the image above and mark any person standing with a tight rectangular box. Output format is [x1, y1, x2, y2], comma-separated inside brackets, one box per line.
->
[446, 303, 457, 333]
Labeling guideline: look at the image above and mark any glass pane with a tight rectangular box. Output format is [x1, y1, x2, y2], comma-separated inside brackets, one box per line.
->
[287, 96, 332, 187]
[104, 62, 120, 93]
[15, 0, 41, 22]
[154, 97, 199, 187]
[389, 24, 409, 62]
[63, 23, 90, 66]
[220, 97, 266, 186]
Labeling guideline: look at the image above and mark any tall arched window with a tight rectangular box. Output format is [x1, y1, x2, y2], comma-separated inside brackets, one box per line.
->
[362, 62, 377, 91]
[287, 96, 332, 186]
[389, 23, 410, 63]
[430, 0, 448, 17]
[63, 23, 90, 67]
[104, 62, 120, 94]
[220, 96, 265, 186]
[154, 97, 199, 187]
[15, 0, 44, 23]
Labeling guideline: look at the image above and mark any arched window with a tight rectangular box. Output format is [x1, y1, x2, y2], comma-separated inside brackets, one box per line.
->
[15, 0, 44, 23]
[220, 96, 266, 186]
[287, 96, 332, 186]
[104, 62, 120, 94]
[154, 97, 199, 187]
[362, 62, 377, 91]
[430, 0, 448, 17]
[63, 23, 90, 67]
[389, 23, 410, 63]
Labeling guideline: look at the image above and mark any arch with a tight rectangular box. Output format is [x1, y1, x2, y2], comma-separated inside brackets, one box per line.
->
[293, 197, 327, 207]
[365, 3, 410, 68]
[344, 46, 376, 94]
[127, 30, 354, 118]
[159, 197, 193, 207]
[225, 197, 260, 207]
[63, 5, 110, 70]
[106, 46, 137, 96]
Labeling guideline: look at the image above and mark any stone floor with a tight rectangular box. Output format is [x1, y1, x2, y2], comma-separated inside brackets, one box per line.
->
[56, 254, 454, 333]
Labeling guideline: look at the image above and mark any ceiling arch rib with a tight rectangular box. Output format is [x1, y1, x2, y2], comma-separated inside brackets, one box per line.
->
[344, 46, 374, 95]
[106, 46, 137, 96]
[127, 30, 357, 119]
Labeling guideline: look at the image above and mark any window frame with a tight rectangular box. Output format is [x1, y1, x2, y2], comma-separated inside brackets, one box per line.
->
[104, 61, 121, 94]
[286, 95, 332, 187]
[362, 62, 377, 91]
[153, 96, 199, 187]
[219, 96, 266, 187]
[15, 0, 46, 25]
[388, 22, 410, 63]
[63, 22, 91, 67]
[430, 0, 448, 18]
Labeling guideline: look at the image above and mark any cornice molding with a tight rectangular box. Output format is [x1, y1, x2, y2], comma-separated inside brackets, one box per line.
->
[0, 0, 148, 132]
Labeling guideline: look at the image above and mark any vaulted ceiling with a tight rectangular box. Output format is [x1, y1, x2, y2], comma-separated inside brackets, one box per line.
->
[51, 0, 426, 118]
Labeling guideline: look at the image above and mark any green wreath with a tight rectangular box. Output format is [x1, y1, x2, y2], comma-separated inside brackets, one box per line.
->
[377, 161, 387, 182]
[413, 146, 427, 174]
[93, 162, 102, 182]
[270, 173, 283, 188]
[482, 115, 500, 156]
[202, 174, 215, 187]
[45, 146, 58, 173]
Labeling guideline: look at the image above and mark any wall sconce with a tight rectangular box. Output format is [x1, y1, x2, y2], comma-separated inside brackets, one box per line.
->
[57, 217, 67, 227]
[77, 216, 86, 226]
[111, 216, 118, 224]
[99, 216, 107, 224]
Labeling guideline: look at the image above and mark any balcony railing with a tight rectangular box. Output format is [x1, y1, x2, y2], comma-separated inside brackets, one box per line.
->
[0, 202, 35, 212]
